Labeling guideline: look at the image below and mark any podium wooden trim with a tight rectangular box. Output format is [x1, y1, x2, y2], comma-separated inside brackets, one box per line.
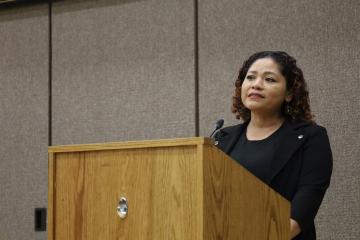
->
[48, 137, 289, 240]
[48, 137, 213, 153]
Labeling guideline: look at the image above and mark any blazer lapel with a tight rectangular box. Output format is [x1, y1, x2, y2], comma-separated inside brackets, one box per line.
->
[267, 121, 309, 184]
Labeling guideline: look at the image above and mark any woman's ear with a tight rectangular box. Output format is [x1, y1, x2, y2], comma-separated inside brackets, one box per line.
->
[285, 91, 293, 102]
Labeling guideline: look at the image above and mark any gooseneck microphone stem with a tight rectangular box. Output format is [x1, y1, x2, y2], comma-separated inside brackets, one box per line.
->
[209, 119, 224, 138]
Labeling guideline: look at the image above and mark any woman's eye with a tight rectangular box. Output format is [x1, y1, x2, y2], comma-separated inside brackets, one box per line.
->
[265, 77, 276, 82]
[246, 75, 255, 80]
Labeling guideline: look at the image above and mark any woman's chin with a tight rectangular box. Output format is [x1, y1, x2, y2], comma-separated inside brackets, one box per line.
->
[244, 103, 264, 111]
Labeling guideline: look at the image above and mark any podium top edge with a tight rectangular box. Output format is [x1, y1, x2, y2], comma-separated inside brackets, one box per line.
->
[48, 137, 215, 153]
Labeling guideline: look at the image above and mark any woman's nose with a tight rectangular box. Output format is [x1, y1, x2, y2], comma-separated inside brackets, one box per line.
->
[251, 77, 263, 89]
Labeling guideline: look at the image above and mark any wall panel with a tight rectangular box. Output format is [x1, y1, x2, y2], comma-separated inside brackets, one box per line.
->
[0, 4, 48, 240]
[198, 0, 360, 239]
[52, 0, 195, 145]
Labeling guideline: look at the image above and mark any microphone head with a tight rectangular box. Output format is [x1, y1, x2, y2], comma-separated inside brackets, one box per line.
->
[215, 119, 224, 129]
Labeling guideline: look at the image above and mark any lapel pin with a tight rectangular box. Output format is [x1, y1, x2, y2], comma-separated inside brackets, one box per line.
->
[298, 135, 304, 139]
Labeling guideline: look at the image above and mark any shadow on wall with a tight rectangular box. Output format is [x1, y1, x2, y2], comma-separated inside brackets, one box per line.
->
[0, 1, 48, 21]
[0, 0, 147, 21]
[54, 0, 148, 13]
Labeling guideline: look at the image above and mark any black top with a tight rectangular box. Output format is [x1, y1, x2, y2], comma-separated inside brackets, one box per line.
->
[229, 123, 285, 183]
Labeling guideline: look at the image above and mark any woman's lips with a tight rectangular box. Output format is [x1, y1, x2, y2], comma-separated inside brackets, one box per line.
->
[248, 93, 265, 99]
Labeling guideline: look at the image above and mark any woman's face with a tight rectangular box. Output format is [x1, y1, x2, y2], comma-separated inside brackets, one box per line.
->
[241, 57, 292, 116]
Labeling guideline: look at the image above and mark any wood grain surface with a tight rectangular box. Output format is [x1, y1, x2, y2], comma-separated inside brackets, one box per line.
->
[48, 138, 289, 240]
[202, 145, 290, 240]
[49, 145, 203, 240]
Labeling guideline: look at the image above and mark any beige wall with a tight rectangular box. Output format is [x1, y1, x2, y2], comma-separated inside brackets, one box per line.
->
[0, 4, 48, 240]
[0, 0, 359, 239]
[52, 0, 196, 145]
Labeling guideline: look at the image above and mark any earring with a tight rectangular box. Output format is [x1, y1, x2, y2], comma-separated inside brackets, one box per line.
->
[285, 103, 291, 115]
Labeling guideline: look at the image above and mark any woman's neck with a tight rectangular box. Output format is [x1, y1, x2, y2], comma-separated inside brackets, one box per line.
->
[246, 112, 285, 140]
[249, 111, 284, 128]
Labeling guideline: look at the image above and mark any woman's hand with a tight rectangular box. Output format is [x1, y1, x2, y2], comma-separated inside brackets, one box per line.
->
[290, 218, 301, 239]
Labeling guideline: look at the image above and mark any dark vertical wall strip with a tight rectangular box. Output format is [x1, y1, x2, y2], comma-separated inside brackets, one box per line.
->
[194, 0, 199, 136]
[48, 0, 52, 146]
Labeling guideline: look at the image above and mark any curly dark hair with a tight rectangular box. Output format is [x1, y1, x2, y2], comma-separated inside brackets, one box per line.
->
[232, 51, 314, 122]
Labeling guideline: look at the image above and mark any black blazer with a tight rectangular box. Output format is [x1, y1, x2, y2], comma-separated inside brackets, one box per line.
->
[214, 120, 333, 240]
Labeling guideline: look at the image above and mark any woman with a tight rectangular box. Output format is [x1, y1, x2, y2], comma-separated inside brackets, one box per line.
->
[214, 51, 333, 240]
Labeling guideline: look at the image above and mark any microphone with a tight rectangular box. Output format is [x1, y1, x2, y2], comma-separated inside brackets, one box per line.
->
[209, 119, 224, 138]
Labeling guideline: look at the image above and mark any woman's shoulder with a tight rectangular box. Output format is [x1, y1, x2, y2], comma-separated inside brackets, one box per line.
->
[287, 121, 331, 151]
[288, 120, 328, 136]
[215, 122, 247, 139]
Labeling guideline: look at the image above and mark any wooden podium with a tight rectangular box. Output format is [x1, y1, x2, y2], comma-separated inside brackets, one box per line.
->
[48, 137, 289, 240]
